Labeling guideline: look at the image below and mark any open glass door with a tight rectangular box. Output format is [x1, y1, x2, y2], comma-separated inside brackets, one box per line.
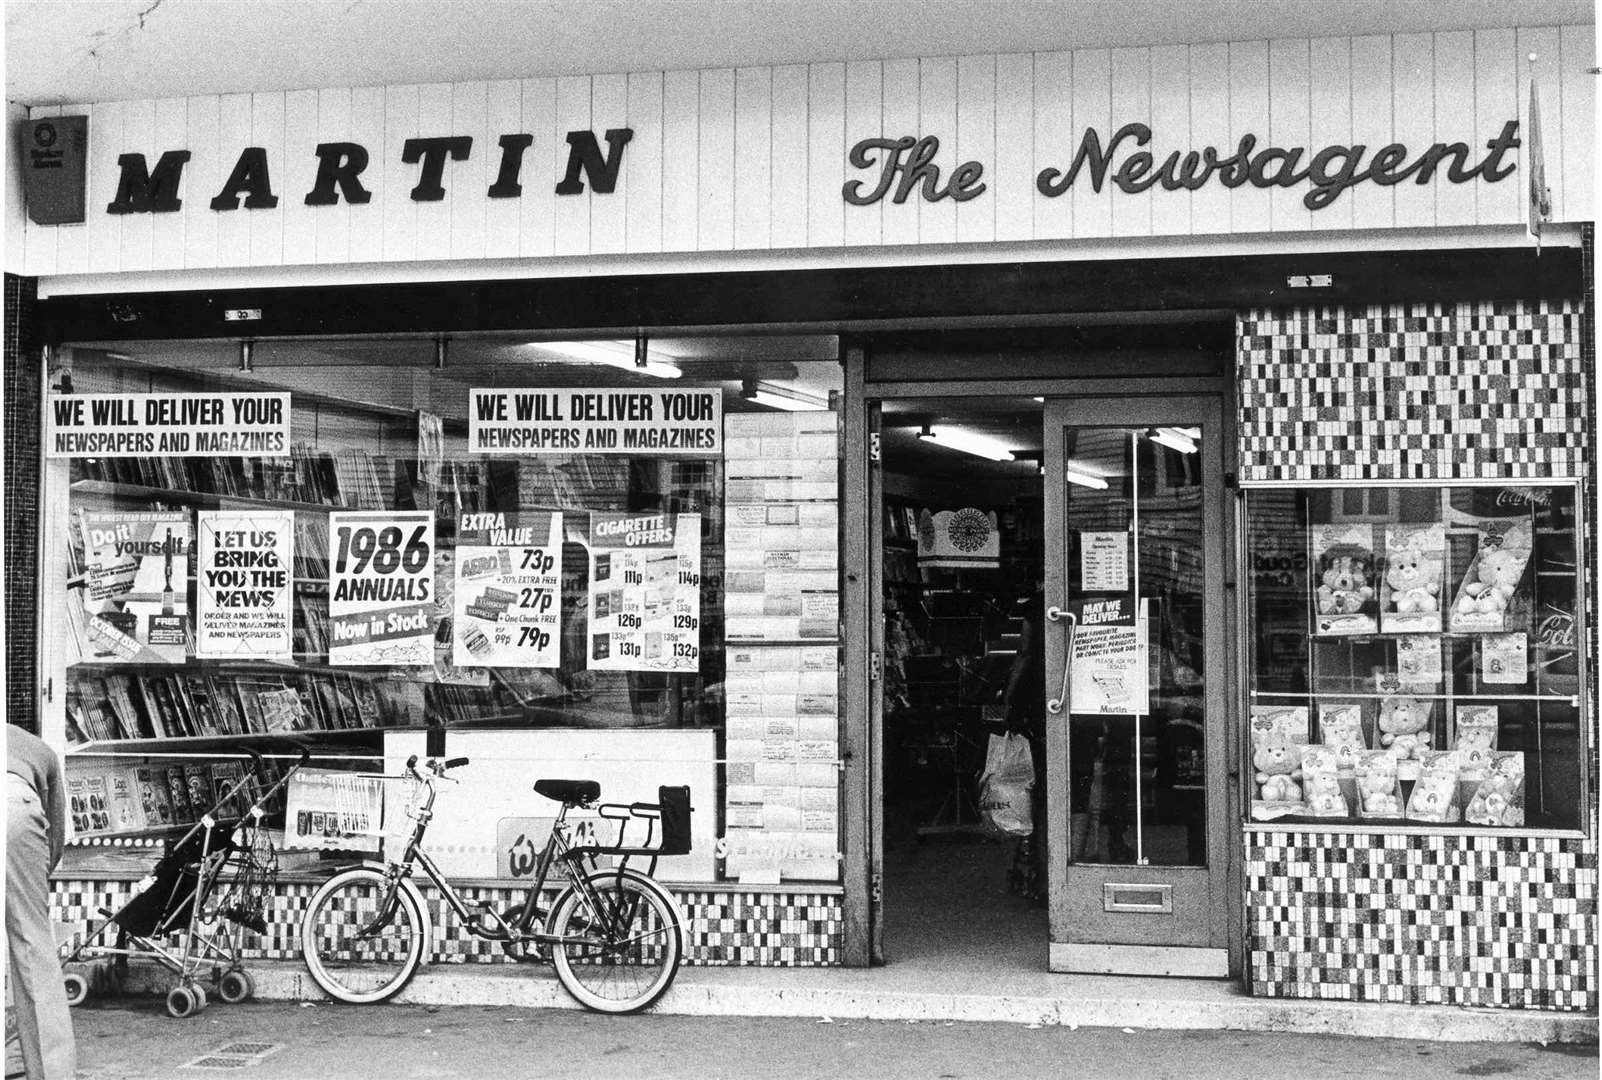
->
[1043, 396, 1231, 977]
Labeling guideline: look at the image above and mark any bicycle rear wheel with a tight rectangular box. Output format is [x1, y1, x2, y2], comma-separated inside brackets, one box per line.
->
[549, 870, 683, 1014]
[300, 867, 427, 1004]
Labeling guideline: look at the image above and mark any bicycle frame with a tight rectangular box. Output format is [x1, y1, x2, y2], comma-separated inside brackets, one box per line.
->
[358, 768, 619, 952]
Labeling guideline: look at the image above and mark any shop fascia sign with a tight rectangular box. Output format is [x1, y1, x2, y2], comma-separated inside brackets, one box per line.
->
[95, 118, 1520, 218]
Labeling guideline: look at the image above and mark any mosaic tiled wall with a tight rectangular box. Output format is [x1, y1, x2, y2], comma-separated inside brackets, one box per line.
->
[1237, 300, 1588, 483]
[52, 878, 844, 969]
[4, 274, 40, 734]
[1238, 292, 1597, 1014]
[1246, 831, 1598, 1011]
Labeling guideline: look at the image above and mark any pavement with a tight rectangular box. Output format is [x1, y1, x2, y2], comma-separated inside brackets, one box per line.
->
[67, 999, 1601, 1080]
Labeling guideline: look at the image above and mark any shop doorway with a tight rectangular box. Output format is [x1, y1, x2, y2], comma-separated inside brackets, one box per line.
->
[1041, 395, 1231, 976]
[872, 397, 1049, 970]
[866, 385, 1236, 977]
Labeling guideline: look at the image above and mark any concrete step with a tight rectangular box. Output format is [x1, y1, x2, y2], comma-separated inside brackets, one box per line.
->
[100, 959, 1598, 1045]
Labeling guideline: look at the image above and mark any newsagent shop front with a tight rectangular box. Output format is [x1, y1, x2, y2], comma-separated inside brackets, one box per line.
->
[7, 23, 1597, 1013]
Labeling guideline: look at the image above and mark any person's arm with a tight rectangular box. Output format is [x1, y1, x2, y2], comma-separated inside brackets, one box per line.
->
[43, 758, 67, 872]
[999, 612, 1039, 723]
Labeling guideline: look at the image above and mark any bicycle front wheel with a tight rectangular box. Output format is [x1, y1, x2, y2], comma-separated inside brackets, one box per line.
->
[549, 870, 683, 1014]
[300, 867, 427, 1004]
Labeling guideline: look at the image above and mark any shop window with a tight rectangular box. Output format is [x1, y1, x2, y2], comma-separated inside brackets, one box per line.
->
[1243, 484, 1586, 831]
[41, 335, 844, 885]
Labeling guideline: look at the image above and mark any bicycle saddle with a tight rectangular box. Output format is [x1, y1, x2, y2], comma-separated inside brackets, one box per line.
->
[534, 779, 601, 806]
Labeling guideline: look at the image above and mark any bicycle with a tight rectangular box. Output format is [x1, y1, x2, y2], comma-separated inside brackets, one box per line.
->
[299, 755, 692, 1014]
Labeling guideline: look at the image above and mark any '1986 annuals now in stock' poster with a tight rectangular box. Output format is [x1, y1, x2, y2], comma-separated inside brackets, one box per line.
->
[329, 511, 434, 665]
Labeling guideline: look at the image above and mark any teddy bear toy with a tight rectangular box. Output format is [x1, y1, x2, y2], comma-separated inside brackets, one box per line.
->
[1253, 734, 1303, 803]
[1455, 548, 1524, 617]
[1300, 749, 1347, 816]
[1386, 549, 1439, 613]
[1317, 555, 1373, 615]
[1378, 697, 1431, 761]
[1358, 768, 1401, 816]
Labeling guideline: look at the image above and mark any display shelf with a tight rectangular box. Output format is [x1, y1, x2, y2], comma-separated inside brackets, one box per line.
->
[71, 478, 360, 516]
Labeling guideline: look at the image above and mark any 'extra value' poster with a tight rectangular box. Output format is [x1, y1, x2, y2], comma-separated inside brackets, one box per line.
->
[196, 510, 293, 659]
[452, 511, 563, 668]
[328, 511, 434, 666]
[587, 512, 701, 673]
[78, 511, 191, 663]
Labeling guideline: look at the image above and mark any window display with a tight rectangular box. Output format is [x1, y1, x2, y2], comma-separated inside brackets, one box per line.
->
[1244, 484, 1584, 831]
[41, 336, 844, 883]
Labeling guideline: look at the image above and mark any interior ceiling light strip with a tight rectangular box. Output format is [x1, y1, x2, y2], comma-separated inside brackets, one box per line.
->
[526, 339, 682, 379]
[741, 380, 830, 411]
[916, 424, 1018, 462]
[1149, 427, 1198, 454]
[1064, 462, 1110, 489]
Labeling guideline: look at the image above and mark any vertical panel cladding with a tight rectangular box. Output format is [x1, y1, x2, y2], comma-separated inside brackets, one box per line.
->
[1237, 300, 1589, 484]
[4, 275, 41, 733]
[1245, 830, 1598, 1011]
[51, 878, 845, 968]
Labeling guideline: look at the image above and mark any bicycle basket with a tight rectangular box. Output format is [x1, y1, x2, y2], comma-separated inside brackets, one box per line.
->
[657, 785, 693, 855]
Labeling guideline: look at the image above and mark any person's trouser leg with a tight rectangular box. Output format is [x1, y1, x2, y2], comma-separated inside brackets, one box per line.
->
[6, 778, 76, 1080]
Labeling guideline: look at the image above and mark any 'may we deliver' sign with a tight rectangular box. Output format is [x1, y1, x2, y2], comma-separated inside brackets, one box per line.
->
[469, 388, 722, 455]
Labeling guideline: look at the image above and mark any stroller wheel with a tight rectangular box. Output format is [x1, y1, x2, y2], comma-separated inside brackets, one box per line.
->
[218, 969, 254, 1004]
[165, 985, 200, 1019]
[62, 971, 89, 1007]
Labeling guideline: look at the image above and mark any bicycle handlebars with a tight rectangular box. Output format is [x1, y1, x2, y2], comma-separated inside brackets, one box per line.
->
[404, 755, 472, 781]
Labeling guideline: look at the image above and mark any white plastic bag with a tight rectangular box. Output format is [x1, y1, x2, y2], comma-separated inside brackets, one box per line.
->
[978, 732, 1035, 837]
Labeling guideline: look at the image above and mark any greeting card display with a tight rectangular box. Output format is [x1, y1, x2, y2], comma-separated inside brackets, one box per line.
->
[1405, 750, 1462, 823]
[1450, 520, 1532, 634]
[1316, 702, 1367, 774]
[1380, 523, 1445, 633]
[1452, 705, 1499, 780]
[1464, 751, 1526, 828]
[1311, 524, 1377, 636]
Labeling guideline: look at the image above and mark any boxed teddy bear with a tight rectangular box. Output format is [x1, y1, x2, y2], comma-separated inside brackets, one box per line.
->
[1354, 749, 1403, 819]
[1311, 524, 1377, 636]
[1381, 524, 1445, 634]
[1463, 750, 1526, 828]
[1449, 520, 1533, 634]
[1376, 693, 1433, 778]
[1404, 749, 1462, 823]
[1299, 745, 1349, 818]
[1248, 705, 1307, 821]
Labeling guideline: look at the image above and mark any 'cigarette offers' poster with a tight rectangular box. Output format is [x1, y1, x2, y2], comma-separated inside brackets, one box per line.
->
[587, 512, 701, 673]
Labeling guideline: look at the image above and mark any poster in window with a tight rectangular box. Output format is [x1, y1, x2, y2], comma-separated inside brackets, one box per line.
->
[1068, 600, 1150, 715]
[587, 512, 701, 673]
[78, 510, 192, 664]
[452, 511, 564, 669]
[1079, 530, 1130, 592]
[195, 510, 294, 659]
[328, 511, 435, 666]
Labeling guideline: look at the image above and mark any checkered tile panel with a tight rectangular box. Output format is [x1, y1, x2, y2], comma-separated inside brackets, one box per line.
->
[1245, 830, 1598, 1011]
[1237, 301, 1588, 483]
[53, 879, 844, 968]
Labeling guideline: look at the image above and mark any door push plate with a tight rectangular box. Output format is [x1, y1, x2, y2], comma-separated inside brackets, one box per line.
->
[1103, 882, 1173, 915]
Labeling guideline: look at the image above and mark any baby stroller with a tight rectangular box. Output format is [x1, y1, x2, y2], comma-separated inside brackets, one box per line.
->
[61, 750, 307, 1018]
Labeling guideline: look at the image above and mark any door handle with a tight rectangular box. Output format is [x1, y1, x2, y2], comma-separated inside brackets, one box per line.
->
[1046, 611, 1076, 715]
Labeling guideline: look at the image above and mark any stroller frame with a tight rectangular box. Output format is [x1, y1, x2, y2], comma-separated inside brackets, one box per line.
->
[61, 750, 307, 1018]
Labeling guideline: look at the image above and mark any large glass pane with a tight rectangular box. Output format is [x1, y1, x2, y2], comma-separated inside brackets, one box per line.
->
[1063, 426, 1206, 867]
[45, 334, 847, 883]
[1244, 484, 1585, 831]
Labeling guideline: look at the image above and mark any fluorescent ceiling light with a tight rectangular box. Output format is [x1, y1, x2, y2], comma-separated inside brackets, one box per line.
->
[916, 425, 1017, 462]
[1150, 427, 1198, 454]
[1065, 462, 1110, 489]
[530, 339, 682, 379]
[741, 380, 830, 411]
